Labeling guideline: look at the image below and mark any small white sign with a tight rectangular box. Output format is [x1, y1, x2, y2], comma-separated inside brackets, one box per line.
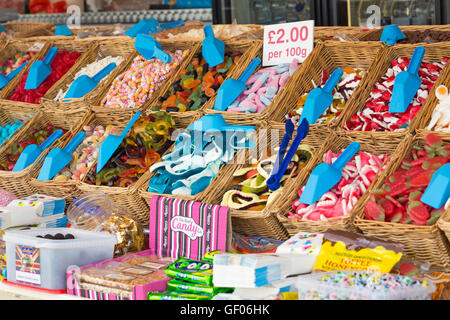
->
[263, 20, 315, 67]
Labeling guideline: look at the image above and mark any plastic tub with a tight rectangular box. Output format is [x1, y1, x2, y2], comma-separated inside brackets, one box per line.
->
[3, 227, 117, 290]
[296, 270, 436, 300]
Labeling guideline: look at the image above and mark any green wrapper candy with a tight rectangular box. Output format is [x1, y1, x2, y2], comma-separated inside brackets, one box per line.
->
[167, 279, 231, 296]
[202, 250, 222, 263]
[148, 291, 212, 300]
[165, 257, 213, 286]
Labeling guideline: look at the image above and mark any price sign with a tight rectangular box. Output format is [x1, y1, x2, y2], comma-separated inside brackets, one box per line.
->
[263, 20, 314, 67]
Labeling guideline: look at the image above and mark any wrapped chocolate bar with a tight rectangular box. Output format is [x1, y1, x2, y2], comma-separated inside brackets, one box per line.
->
[67, 192, 144, 256]
[313, 229, 404, 273]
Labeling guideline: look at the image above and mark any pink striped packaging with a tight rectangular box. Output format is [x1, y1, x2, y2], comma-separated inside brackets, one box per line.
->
[149, 196, 231, 261]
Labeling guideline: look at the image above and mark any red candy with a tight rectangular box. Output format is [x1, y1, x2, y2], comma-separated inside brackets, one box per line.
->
[364, 133, 449, 225]
[8, 50, 81, 104]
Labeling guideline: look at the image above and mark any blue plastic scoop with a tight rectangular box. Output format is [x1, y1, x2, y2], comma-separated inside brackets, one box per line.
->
[0, 25, 6, 33]
[96, 111, 142, 173]
[0, 61, 28, 89]
[134, 34, 171, 63]
[64, 62, 117, 100]
[380, 24, 406, 45]
[125, 19, 159, 38]
[267, 118, 309, 191]
[299, 68, 343, 125]
[37, 131, 86, 181]
[421, 163, 450, 209]
[25, 47, 58, 90]
[389, 46, 425, 113]
[202, 24, 225, 68]
[54, 24, 73, 36]
[160, 20, 185, 30]
[12, 129, 63, 172]
[214, 57, 261, 111]
[299, 141, 360, 205]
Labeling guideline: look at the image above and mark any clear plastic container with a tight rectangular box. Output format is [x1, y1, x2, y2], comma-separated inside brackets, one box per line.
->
[296, 270, 436, 300]
[3, 227, 117, 290]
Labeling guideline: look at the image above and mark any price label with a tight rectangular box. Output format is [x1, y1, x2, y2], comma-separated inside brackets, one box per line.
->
[263, 20, 314, 67]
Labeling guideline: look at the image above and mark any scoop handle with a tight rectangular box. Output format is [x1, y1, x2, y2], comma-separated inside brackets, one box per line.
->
[40, 129, 63, 150]
[43, 47, 58, 66]
[120, 110, 142, 139]
[408, 46, 425, 75]
[322, 68, 343, 94]
[238, 57, 261, 83]
[64, 131, 86, 154]
[204, 24, 215, 38]
[153, 47, 171, 63]
[7, 61, 28, 80]
[92, 62, 117, 83]
[332, 141, 360, 171]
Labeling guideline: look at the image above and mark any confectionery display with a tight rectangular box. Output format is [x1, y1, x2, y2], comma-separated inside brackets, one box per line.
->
[0, 20, 449, 303]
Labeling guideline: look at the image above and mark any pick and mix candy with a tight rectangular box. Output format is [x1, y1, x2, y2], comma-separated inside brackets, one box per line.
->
[425, 85, 450, 132]
[53, 125, 121, 181]
[0, 123, 64, 171]
[101, 50, 189, 109]
[290, 150, 387, 221]
[221, 145, 313, 211]
[226, 60, 299, 113]
[312, 229, 403, 273]
[9, 50, 81, 104]
[364, 133, 449, 225]
[296, 270, 435, 300]
[345, 57, 448, 131]
[288, 68, 365, 124]
[0, 188, 16, 206]
[152, 51, 242, 112]
[0, 120, 23, 145]
[54, 55, 125, 101]
[0, 51, 36, 75]
[86, 112, 174, 188]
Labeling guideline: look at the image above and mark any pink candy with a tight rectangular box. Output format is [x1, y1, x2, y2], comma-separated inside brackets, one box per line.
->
[290, 150, 387, 221]
[227, 59, 300, 113]
[101, 49, 189, 109]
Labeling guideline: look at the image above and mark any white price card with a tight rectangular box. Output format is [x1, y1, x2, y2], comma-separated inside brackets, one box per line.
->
[263, 20, 314, 67]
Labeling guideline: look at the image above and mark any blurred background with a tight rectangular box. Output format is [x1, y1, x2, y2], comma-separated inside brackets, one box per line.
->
[0, 0, 448, 25]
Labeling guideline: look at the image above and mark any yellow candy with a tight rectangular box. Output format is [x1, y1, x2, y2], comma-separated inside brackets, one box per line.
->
[54, 175, 68, 181]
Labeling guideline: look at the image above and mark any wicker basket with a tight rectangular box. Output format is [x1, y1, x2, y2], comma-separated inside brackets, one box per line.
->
[142, 39, 261, 126]
[41, 38, 135, 112]
[28, 109, 141, 208]
[275, 129, 407, 237]
[200, 120, 332, 240]
[354, 130, 450, 269]
[315, 26, 369, 42]
[357, 25, 450, 43]
[438, 202, 450, 250]
[337, 42, 450, 137]
[204, 40, 308, 123]
[91, 40, 200, 119]
[3, 22, 54, 39]
[76, 109, 200, 225]
[0, 108, 87, 199]
[0, 102, 39, 152]
[156, 23, 263, 42]
[0, 39, 50, 99]
[0, 39, 98, 110]
[271, 40, 384, 130]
